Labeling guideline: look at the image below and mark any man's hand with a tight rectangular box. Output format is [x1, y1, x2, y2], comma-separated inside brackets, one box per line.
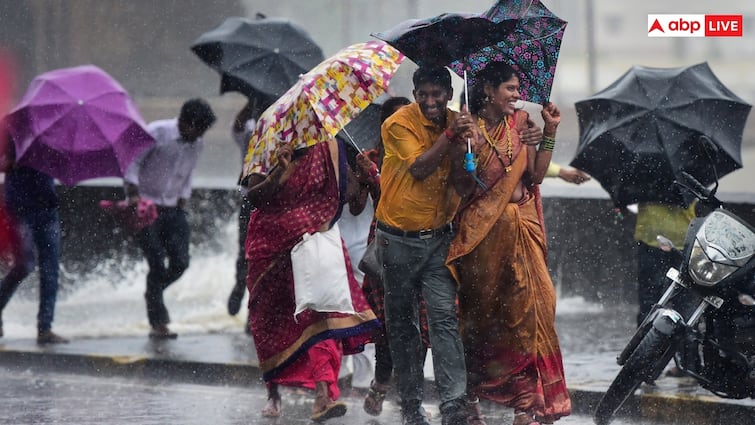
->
[448, 106, 475, 143]
[125, 183, 140, 206]
[521, 118, 543, 146]
[177, 198, 187, 209]
[559, 168, 590, 184]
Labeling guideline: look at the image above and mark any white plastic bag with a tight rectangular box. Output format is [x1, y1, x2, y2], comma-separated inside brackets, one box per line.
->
[291, 223, 355, 319]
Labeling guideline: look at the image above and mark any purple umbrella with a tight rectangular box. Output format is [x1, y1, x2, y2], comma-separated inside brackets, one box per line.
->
[5, 65, 155, 185]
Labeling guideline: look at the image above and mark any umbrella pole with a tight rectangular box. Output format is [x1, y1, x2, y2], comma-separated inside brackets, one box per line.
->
[341, 128, 363, 153]
[463, 71, 475, 172]
[462, 71, 486, 190]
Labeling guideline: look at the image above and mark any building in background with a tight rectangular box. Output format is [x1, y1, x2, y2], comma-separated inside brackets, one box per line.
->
[0, 0, 752, 189]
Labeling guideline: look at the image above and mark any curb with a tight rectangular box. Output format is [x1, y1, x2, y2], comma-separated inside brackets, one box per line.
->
[0, 348, 261, 386]
[1, 346, 754, 424]
[568, 385, 755, 424]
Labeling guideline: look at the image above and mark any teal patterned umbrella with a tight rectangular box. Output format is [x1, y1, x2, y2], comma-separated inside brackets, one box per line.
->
[448, 0, 567, 104]
[373, 0, 566, 104]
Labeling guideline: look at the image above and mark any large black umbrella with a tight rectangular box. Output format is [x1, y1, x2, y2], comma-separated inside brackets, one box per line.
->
[191, 16, 324, 100]
[571, 62, 751, 207]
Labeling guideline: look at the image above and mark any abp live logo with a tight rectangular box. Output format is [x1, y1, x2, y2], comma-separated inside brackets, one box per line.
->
[648, 14, 743, 37]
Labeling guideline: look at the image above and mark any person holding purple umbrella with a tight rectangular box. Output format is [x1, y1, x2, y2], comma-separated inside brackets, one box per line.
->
[0, 131, 68, 345]
[123, 98, 216, 339]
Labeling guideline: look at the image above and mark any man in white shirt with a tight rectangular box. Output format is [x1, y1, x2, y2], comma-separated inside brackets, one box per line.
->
[124, 98, 216, 339]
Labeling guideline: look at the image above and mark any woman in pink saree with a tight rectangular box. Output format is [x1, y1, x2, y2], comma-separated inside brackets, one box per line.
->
[447, 62, 571, 425]
[243, 139, 378, 422]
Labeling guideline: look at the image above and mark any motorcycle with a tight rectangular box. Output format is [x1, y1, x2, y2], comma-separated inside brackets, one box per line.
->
[593, 168, 755, 425]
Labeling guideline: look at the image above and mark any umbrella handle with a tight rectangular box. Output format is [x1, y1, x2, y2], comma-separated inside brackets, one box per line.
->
[464, 151, 476, 172]
[464, 137, 475, 172]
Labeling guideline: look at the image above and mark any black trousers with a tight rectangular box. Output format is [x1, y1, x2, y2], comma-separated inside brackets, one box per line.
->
[138, 207, 190, 327]
[234, 196, 253, 294]
[636, 241, 676, 327]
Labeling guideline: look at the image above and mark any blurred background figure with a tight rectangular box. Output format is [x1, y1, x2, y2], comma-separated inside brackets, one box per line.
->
[226, 95, 272, 334]
[0, 135, 67, 344]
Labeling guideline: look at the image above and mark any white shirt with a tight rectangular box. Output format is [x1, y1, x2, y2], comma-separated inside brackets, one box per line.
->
[124, 118, 203, 207]
[338, 196, 375, 284]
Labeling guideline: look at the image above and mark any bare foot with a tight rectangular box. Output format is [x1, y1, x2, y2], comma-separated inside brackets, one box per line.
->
[513, 410, 540, 425]
[261, 394, 281, 418]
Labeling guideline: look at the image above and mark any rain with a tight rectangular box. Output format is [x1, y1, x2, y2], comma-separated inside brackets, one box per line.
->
[1, 1, 754, 424]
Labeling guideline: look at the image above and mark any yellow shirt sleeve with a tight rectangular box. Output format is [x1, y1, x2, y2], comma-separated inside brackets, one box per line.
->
[546, 162, 561, 178]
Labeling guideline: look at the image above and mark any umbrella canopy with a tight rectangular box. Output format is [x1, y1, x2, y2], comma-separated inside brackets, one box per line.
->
[5, 65, 155, 185]
[570, 62, 752, 207]
[372, 0, 566, 104]
[336, 102, 383, 152]
[241, 41, 404, 178]
[449, 0, 566, 104]
[191, 16, 325, 100]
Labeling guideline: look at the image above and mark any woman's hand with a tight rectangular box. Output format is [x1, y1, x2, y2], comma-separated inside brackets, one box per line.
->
[275, 145, 293, 170]
[355, 150, 380, 186]
[541, 102, 561, 137]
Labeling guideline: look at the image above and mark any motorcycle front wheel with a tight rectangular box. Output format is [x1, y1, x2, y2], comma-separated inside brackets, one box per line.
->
[593, 327, 674, 425]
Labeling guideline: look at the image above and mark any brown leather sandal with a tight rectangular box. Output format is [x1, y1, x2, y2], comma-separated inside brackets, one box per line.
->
[311, 398, 347, 422]
[363, 380, 388, 416]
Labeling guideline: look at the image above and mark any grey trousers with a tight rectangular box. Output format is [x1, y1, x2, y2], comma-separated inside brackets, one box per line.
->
[377, 228, 467, 406]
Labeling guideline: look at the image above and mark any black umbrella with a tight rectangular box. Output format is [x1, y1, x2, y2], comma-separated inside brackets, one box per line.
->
[191, 16, 324, 100]
[337, 103, 382, 152]
[571, 62, 752, 207]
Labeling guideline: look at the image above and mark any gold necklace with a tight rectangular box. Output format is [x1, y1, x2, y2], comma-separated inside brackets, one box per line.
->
[479, 116, 513, 172]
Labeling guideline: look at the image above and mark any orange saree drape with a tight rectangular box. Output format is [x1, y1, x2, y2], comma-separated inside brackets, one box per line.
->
[447, 111, 571, 423]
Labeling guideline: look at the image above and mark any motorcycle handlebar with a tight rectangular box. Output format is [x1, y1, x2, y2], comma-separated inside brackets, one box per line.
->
[678, 171, 721, 208]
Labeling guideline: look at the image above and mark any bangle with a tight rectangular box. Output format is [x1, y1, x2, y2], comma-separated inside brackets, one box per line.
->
[540, 136, 556, 152]
[444, 127, 456, 140]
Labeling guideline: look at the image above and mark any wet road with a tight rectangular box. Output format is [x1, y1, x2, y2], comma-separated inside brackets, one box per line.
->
[0, 366, 675, 425]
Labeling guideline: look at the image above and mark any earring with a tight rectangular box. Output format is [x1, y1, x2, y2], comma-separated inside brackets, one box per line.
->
[484, 95, 490, 103]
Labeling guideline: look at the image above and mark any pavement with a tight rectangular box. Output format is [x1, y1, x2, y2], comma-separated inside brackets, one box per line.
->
[0, 304, 754, 424]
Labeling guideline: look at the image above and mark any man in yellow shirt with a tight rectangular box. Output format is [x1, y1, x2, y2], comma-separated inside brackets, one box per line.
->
[374, 67, 474, 425]
[634, 201, 696, 326]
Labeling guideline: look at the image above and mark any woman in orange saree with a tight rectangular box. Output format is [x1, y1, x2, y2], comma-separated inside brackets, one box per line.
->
[243, 139, 378, 422]
[447, 62, 571, 425]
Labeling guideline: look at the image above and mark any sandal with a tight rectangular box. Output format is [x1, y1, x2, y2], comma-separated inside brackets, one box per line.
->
[466, 398, 488, 425]
[363, 380, 388, 416]
[311, 400, 347, 422]
[513, 410, 540, 425]
[261, 395, 281, 418]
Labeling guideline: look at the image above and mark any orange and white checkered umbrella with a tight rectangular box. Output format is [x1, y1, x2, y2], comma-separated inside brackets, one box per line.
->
[241, 40, 404, 177]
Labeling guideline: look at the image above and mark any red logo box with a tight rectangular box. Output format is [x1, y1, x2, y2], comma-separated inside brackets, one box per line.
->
[705, 15, 743, 37]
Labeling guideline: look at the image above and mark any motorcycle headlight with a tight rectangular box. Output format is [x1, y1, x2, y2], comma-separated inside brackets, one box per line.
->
[688, 239, 739, 286]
